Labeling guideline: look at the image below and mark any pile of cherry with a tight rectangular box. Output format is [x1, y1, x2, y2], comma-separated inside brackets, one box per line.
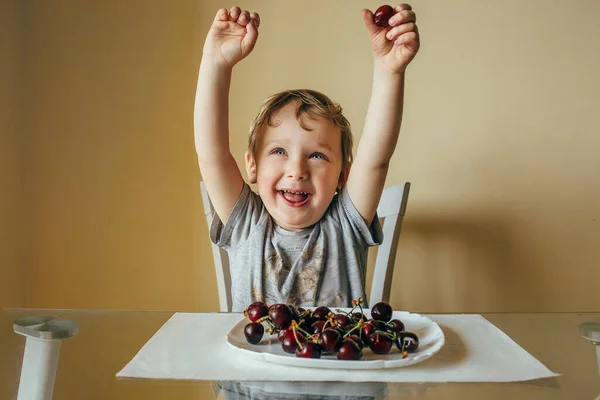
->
[243, 299, 419, 360]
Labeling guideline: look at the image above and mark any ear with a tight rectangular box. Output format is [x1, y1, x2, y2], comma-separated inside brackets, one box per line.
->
[337, 164, 350, 190]
[245, 151, 257, 184]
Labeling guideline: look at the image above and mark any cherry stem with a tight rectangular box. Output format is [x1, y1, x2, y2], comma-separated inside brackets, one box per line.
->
[343, 321, 363, 338]
[292, 320, 315, 341]
[256, 315, 271, 324]
[375, 329, 397, 341]
[292, 321, 303, 350]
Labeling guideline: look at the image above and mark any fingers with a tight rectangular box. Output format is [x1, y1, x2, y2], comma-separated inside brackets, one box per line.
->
[385, 22, 417, 41]
[237, 10, 251, 26]
[394, 3, 412, 12]
[220, 6, 260, 29]
[361, 9, 378, 35]
[389, 9, 416, 26]
[386, 5, 419, 44]
[228, 6, 241, 21]
[214, 8, 229, 22]
[394, 30, 419, 47]
[250, 12, 261, 29]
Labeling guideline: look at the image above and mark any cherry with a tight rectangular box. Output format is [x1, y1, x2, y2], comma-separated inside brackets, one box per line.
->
[361, 322, 376, 346]
[269, 304, 293, 328]
[312, 306, 331, 321]
[296, 342, 322, 358]
[387, 319, 405, 333]
[373, 5, 395, 28]
[352, 312, 367, 323]
[337, 338, 362, 360]
[345, 334, 364, 349]
[397, 332, 419, 352]
[278, 327, 290, 342]
[369, 332, 393, 354]
[244, 322, 264, 345]
[343, 323, 356, 335]
[371, 319, 388, 331]
[289, 305, 301, 321]
[244, 301, 269, 322]
[335, 313, 353, 328]
[318, 329, 342, 353]
[371, 302, 393, 322]
[282, 330, 306, 353]
[311, 320, 326, 335]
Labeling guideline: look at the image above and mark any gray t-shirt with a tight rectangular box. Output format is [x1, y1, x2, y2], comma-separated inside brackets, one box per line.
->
[210, 183, 383, 312]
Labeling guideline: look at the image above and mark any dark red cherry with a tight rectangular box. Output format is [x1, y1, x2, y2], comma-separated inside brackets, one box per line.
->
[289, 305, 301, 321]
[361, 322, 376, 346]
[311, 320, 326, 335]
[244, 322, 264, 344]
[244, 301, 269, 322]
[386, 319, 405, 333]
[352, 312, 367, 323]
[373, 5, 395, 28]
[282, 330, 306, 353]
[337, 339, 362, 360]
[335, 313, 352, 328]
[269, 304, 293, 328]
[312, 306, 331, 321]
[397, 332, 419, 352]
[345, 334, 364, 349]
[296, 342, 322, 358]
[370, 302, 393, 322]
[278, 326, 292, 342]
[372, 319, 388, 331]
[369, 332, 393, 354]
[343, 323, 356, 335]
[318, 329, 342, 353]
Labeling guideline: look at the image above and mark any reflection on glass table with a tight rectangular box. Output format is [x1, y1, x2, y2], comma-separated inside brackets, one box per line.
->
[1, 308, 599, 400]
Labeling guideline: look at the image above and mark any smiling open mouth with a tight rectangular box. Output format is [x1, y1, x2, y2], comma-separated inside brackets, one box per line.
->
[278, 190, 311, 207]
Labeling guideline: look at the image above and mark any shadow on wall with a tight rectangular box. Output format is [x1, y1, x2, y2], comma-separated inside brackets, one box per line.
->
[382, 210, 545, 313]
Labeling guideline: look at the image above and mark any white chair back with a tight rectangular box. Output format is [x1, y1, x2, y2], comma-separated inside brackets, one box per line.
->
[200, 181, 410, 312]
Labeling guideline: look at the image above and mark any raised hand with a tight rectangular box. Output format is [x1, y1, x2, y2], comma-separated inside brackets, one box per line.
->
[362, 4, 420, 73]
[202, 6, 261, 68]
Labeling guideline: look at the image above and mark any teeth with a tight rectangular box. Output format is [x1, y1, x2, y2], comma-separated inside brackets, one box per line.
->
[282, 190, 308, 195]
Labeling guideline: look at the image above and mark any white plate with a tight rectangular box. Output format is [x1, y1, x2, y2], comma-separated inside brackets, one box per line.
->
[225, 308, 445, 370]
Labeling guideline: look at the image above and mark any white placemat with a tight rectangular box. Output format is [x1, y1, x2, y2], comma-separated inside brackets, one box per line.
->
[116, 313, 559, 382]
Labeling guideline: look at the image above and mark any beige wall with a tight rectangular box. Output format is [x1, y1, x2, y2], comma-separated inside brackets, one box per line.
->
[17, 0, 600, 312]
[0, 0, 26, 308]
[24, 0, 216, 311]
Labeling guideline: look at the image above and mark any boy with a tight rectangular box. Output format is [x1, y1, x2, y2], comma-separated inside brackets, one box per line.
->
[195, 5, 419, 312]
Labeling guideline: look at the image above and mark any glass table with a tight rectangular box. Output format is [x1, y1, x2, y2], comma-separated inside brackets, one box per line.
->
[1, 308, 599, 399]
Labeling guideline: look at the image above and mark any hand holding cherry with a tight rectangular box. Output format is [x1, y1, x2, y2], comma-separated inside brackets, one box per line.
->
[363, 4, 420, 73]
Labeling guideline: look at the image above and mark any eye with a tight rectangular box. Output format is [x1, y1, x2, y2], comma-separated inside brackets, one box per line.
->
[310, 152, 328, 160]
[271, 148, 286, 156]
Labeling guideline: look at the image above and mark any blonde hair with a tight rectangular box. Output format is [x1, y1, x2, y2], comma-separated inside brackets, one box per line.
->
[248, 89, 354, 173]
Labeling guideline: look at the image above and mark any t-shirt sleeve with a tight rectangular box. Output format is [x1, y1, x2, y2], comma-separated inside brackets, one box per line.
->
[331, 186, 384, 247]
[209, 183, 266, 250]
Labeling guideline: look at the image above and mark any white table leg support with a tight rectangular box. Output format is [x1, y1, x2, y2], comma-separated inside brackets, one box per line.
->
[13, 316, 79, 400]
[18, 338, 62, 400]
[579, 322, 600, 378]
[596, 345, 600, 379]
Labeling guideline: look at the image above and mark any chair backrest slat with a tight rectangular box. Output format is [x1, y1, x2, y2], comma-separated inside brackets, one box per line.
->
[369, 182, 410, 306]
[200, 181, 410, 311]
[200, 181, 232, 312]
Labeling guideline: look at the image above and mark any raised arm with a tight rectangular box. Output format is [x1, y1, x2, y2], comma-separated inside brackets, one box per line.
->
[194, 6, 260, 223]
[346, 4, 420, 223]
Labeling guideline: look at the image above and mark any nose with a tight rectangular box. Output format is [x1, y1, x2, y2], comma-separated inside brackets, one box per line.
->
[286, 157, 308, 181]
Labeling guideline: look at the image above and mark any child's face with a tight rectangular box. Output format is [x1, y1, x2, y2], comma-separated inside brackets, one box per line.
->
[245, 102, 347, 231]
